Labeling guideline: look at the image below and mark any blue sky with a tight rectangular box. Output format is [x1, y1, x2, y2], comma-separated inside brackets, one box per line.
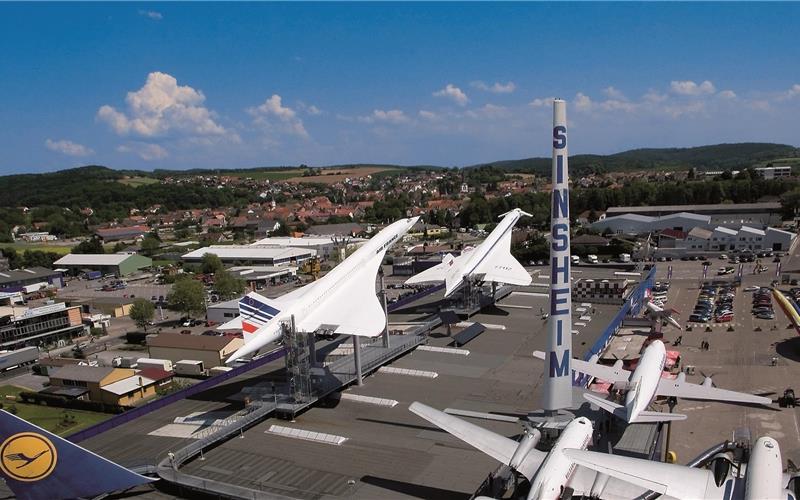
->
[1, 2, 799, 174]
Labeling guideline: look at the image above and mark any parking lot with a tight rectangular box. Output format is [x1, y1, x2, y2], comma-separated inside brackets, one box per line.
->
[647, 250, 800, 464]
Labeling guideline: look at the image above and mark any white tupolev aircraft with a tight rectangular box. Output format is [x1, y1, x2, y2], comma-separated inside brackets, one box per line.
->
[221, 217, 419, 362]
[409, 402, 655, 500]
[533, 340, 771, 423]
[565, 436, 796, 500]
[404, 208, 532, 297]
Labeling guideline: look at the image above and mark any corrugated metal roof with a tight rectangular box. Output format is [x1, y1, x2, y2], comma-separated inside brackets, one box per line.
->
[181, 245, 315, 261]
[53, 254, 132, 266]
[102, 374, 157, 395]
[50, 365, 117, 383]
[147, 333, 238, 351]
[607, 202, 781, 214]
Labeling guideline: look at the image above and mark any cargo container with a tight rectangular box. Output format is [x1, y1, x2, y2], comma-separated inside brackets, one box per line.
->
[0, 347, 39, 372]
[111, 356, 138, 368]
[174, 360, 206, 377]
[136, 358, 173, 372]
[208, 366, 233, 377]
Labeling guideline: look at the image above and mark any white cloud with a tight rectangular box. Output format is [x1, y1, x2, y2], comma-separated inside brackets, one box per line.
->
[97, 72, 232, 140]
[358, 109, 410, 124]
[138, 10, 163, 20]
[643, 90, 668, 103]
[117, 143, 168, 161]
[670, 80, 716, 96]
[471, 81, 516, 94]
[785, 84, 800, 99]
[297, 101, 322, 116]
[45, 139, 93, 157]
[248, 95, 309, 138]
[418, 110, 440, 121]
[466, 104, 510, 120]
[603, 86, 626, 100]
[529, 97, 555, 108]
[433, 84, 469, 106]
[574, 92, 593, 112]
[717, 90, 737, 99]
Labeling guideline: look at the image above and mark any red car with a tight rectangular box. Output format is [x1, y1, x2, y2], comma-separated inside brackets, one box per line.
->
[715, 313, 734, 323]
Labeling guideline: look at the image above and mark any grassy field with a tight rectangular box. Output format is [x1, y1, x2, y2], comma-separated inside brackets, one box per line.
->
[0, 242, 72, 254]
[226, 169, 305, 181]
[0, 385, 111, 436]
[285, 166, 397, 184]
[117, 176, 160, 186]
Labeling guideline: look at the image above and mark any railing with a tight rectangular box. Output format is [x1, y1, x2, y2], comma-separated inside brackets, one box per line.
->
[67, 347, 287, 443]
[387, 284, 444, 312]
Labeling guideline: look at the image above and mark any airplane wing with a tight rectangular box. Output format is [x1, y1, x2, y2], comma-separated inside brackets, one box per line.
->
[583, 393, 687, 423]
[563, 448, 717, 499]
[404, 253, 457, 285]
[472, 230, 532, 287]
[656, 376, 772, 405]
[532, 351, 631, 384]
[296, 250, 385, 336]
[409, 402, 546, 481]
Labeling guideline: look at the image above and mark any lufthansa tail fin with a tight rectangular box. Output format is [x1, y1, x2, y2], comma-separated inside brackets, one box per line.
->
[238, 292, 282, 344]
[0, 410, 154, 500]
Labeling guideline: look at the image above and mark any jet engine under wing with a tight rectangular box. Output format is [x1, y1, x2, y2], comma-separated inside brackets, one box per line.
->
[563, 448, 717, 499]
[656, 377, 772, 405]
[296, 249, 385, 336]
[409, 402, 546, 481]
[472, 230, 532, 287]
[533, 351, 630, 384]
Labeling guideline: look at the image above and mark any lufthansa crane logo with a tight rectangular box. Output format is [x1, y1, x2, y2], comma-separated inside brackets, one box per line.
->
[0, 432, 57, 482]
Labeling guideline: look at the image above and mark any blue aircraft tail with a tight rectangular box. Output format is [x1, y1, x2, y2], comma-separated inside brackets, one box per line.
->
[0, 410, 155, 500]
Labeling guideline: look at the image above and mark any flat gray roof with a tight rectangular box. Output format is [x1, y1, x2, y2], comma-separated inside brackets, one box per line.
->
[606, 202, 781, 214]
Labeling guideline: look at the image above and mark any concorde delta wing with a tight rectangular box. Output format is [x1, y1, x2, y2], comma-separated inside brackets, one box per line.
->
[296, 253, 385, 336]
[472, 229, 532, 287]
[656, 376, 772, 405]
[404, 253, 457, 285]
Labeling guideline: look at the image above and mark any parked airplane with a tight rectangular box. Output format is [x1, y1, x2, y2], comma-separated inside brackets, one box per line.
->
[565, 436, 797, 500]
[404, 208, 532, 297]
[409, 402, 652, 499]
[0, 410, 154, 500]
[221, 217, 419, 362]
[533, 340, 771, 423]
[645, 299, 683, 330]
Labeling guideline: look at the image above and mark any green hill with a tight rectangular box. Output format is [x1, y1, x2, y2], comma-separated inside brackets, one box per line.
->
[469, 143, 800, 175]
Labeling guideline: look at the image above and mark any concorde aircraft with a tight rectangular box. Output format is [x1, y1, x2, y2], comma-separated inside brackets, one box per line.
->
[404, 208, 532, 297]
[564, 436, 798, 500]
[221, 217, 419, 362]
[409, 402, 657, 500]
[0, 410, 154, 500]
[534, 340, 772, 423]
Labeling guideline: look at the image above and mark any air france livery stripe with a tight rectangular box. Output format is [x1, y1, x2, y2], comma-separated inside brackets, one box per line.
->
[239, 297, 280, 333]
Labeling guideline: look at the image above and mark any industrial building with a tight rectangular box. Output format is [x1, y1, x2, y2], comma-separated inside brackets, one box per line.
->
[249, 236, 365, 260]
[146, 333, 244, 368]
[590, 212, 712, 235]
[681, 225, 796, 253]
[600, 202, 783, 228]
[46, 365, 173, 406]
[755, 165, 793, 179]
[0, 302, 86, 350]
[94, 225, 149, 242]
[206, 298, 240, 325]
[182, 245, 315, 266]
[53, 253, 153, 276]
[0, 266, 64, 293]
[228, 265, 297, 289]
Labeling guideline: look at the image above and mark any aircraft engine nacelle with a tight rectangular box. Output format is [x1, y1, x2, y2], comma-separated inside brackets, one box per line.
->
[710, 452, 733, 487]
[509, 428, 542, 470]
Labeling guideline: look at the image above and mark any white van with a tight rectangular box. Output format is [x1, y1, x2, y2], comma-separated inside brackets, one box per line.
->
[587, 254, 598, 264]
